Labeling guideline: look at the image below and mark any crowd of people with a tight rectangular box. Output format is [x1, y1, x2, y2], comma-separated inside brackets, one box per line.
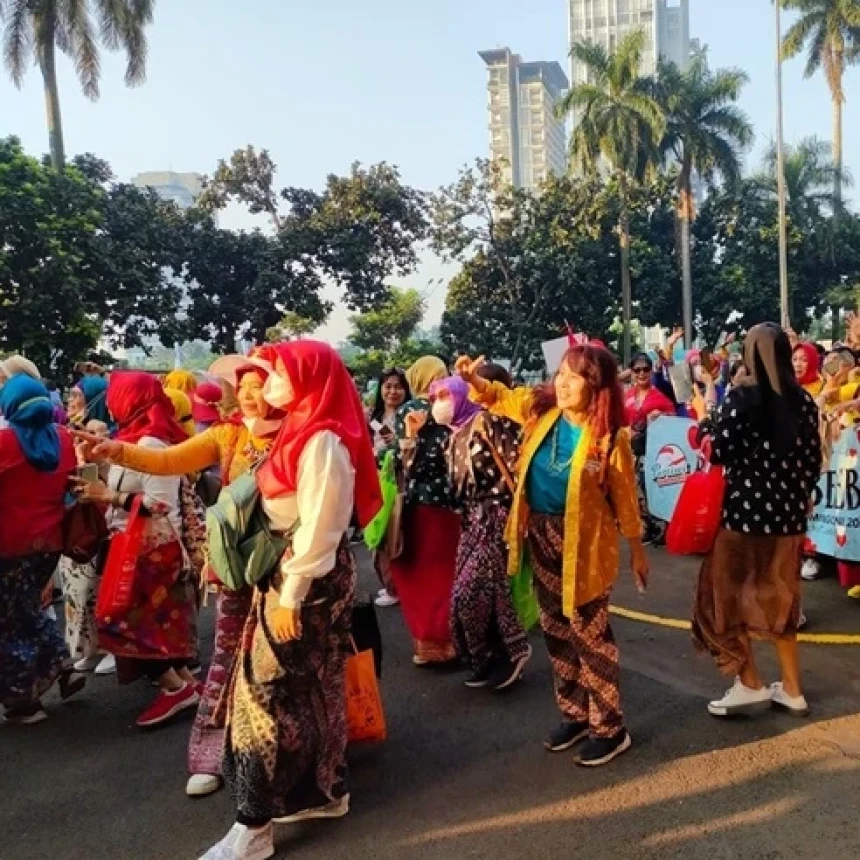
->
[0, 318, 850, 860]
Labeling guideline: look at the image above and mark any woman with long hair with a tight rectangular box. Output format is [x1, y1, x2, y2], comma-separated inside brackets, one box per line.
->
[390, 355, 462, 666]
[201, 340, 381, 860]
[430, 375, 531, 690]
[73, 372, 199, 728]
[461, 346, 647, 767]
[367, 367, 410, 607]
[693, 323, 821, 718]
[79, 355, 284, 798]
[0, 375, 84, 724]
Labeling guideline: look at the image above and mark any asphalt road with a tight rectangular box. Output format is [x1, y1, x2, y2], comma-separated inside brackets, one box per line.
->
[3, 548, 859, 860]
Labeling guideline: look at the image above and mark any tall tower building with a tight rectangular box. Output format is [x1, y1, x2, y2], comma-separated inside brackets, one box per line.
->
[131, 171, 204, 209]
[479, 48, 569, 192]
[568, 0, 691, 85]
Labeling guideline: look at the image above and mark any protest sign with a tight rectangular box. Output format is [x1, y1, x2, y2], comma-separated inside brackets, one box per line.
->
[644, 416, 704, 522]
[806, 425, 860, 562]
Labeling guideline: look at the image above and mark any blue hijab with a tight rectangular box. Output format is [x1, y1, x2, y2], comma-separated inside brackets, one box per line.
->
[76, 375, 110, 424]
[0, 375, 62, 472]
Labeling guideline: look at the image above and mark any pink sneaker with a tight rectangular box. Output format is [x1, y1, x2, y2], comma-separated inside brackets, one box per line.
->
[136, 683, 199, 728]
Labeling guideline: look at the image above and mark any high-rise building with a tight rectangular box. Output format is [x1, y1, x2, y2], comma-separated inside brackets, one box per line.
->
[131, 171, 204, 209]
[479, 48, 569, 192]
[568, 0, 691, 85]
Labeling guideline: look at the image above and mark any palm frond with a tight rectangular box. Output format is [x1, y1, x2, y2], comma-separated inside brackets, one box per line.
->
[781, 10, 822, 62]
[2, 0, 33, 86]
[64, 0, 101, 99]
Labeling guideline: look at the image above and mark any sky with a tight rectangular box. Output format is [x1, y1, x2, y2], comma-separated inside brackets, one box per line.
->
[2, 0, 859, 345]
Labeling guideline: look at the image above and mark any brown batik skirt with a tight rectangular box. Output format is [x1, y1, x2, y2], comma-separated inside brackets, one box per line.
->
[692, 528, 804, 677]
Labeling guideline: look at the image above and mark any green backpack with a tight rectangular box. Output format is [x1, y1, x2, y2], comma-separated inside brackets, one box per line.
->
[206, 470, 288, 591]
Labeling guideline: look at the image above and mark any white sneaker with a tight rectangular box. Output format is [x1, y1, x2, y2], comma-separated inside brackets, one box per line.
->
[187, 773, 222, 797]
[374, 589, 400, 607]
[199, 823, 274, 860]
[74, 655, 102, 672]
[94, 654, 116, 675]
[708, 677, 773, 717]
[801, 559, 821, 581]
[274, 794, 350, 825]
[45, 606, 57, 622]
[770, 682, 810, 717]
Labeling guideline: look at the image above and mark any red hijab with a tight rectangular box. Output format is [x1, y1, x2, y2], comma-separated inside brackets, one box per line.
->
[792, 341, 821, 387]
[108, 372, 189, 445]
[255, 341, 382, 527]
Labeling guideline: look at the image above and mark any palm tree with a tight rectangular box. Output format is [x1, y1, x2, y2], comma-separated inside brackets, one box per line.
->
[759, 135, 852, 224]
[1, 1, 156, 170]
[557, 30, 665, 364]
[656, 57, 753, 346]
[781, 0, 860, 211]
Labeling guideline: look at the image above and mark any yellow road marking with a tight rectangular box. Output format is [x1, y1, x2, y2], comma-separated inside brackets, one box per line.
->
[609, 605, 860, 645]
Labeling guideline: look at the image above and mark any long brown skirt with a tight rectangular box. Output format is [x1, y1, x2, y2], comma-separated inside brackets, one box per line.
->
[692, 528, 803, 676]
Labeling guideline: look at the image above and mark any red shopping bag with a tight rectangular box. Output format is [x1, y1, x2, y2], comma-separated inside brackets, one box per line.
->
[96, 496, 146, 620]
[666, 466, 726, 556]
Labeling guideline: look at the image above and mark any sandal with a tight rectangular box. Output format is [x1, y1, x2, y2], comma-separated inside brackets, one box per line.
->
[58, 670, 86, 701]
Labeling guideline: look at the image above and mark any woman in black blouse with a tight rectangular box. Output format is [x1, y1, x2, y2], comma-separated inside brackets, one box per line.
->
[693, 323, 821, 719]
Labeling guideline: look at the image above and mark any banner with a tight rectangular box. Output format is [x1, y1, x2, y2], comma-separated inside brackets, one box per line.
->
[806, 426, 860, 562]
[644, 416, 704, 522]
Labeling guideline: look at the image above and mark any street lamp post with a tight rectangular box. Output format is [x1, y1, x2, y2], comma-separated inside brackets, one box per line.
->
[775, 0, 791, 329]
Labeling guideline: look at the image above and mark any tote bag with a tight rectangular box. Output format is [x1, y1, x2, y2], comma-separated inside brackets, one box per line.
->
[666, 466, 726, 556]
[96, 497, 146, 620]
[346, 639, 387, 744]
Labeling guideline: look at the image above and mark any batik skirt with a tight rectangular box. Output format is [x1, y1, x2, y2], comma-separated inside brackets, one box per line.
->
[0, 552, 69, 709]
[223, 540, 356, 821]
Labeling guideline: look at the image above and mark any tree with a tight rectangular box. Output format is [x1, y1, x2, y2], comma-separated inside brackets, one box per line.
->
[781, 0, 860, 211]
[557, 31, 666, 363]
[265, 312, 320, 343]
[198, 147, 429, 312]
[0, 1, 156, 170]
[348, 287, 425, 354]
[656, 56, 753, 346]
[758, 136, 851, 224]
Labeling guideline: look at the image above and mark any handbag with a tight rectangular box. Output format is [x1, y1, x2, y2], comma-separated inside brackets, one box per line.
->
[62, 501, 108, 564]
[195, 469, 223, 508]
[364, 452, 398, 551]
[96, 496, 146, 619]
[346, 637, 387, 744]
[666, 465, 726, 556]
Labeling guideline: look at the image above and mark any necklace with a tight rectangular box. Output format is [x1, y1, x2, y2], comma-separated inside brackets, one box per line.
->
[547, 420, 575, 477]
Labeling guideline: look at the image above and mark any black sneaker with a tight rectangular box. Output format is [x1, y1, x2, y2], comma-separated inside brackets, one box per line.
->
[574, 730, 632, 767]
[488, 645, 533, 691]
[544, 720, 589, 752]
[464, 660, 494, 689]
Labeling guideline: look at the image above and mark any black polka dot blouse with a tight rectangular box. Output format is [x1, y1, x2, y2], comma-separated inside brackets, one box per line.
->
[709, 387, 822, 537]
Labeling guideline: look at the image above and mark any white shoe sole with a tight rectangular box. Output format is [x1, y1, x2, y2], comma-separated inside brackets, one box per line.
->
[772, 699, 810, 718]
[493, 647, 533, 691]
[708, 698, 772, 717]
[186, 775, 222, 797]
[4, 710, 48, 726]
[544, 726, 589, 753]
[274, 796, 349, 824]
[576, 732, 633, 767]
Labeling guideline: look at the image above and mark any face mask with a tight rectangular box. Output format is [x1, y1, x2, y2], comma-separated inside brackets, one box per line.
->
[431, 399, 455, 427]
[262, 374, 291, 408]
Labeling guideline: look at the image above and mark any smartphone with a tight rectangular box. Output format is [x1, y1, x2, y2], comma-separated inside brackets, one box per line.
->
[76, 463, 99, 483]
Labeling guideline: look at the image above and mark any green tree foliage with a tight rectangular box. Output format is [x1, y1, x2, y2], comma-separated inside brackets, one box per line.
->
[0, 0, 156, 169]
[198, 146, 429, 312]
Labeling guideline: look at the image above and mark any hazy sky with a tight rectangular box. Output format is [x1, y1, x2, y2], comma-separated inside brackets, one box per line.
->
[2, 0, 858, 344]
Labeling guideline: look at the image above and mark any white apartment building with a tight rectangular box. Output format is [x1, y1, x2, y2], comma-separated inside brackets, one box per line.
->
[568, 0, 690, 86]
[479, 48, 569, 192]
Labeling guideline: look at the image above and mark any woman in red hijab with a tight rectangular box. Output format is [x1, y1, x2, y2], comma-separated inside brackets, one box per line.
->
[203, 341, 381, 860]
[73, 372, 201, 729]
[792, 341, 824, 396]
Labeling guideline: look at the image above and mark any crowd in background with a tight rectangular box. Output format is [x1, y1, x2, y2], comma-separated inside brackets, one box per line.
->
[0, 318, 849, 860]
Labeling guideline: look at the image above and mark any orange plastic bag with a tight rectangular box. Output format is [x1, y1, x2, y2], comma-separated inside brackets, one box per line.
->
[346, 644, 387, 744]
[666, 465, 726, 556]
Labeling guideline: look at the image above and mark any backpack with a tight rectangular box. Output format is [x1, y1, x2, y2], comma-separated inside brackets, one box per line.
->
[206, 470, 288, 591]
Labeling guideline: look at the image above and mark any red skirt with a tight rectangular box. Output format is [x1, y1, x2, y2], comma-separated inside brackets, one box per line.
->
[390, 504, 460, 661]
[837, 561, 860, 589]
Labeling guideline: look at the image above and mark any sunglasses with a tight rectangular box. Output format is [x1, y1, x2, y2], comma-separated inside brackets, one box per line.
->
[632, 366, 651, 375]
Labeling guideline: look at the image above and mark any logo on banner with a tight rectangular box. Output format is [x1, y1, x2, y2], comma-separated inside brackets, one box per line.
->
[653, 444, 692, 488]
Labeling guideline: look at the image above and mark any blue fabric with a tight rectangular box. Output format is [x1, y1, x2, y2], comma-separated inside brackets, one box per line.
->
[0, 375, 61, 472]
[526, 417, 582, 515]
[76, 376, 110, 424]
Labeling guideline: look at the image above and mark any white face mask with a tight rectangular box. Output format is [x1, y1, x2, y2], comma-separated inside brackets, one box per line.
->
[431, 399, 455, 427]
[262, 373, 292, 409]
